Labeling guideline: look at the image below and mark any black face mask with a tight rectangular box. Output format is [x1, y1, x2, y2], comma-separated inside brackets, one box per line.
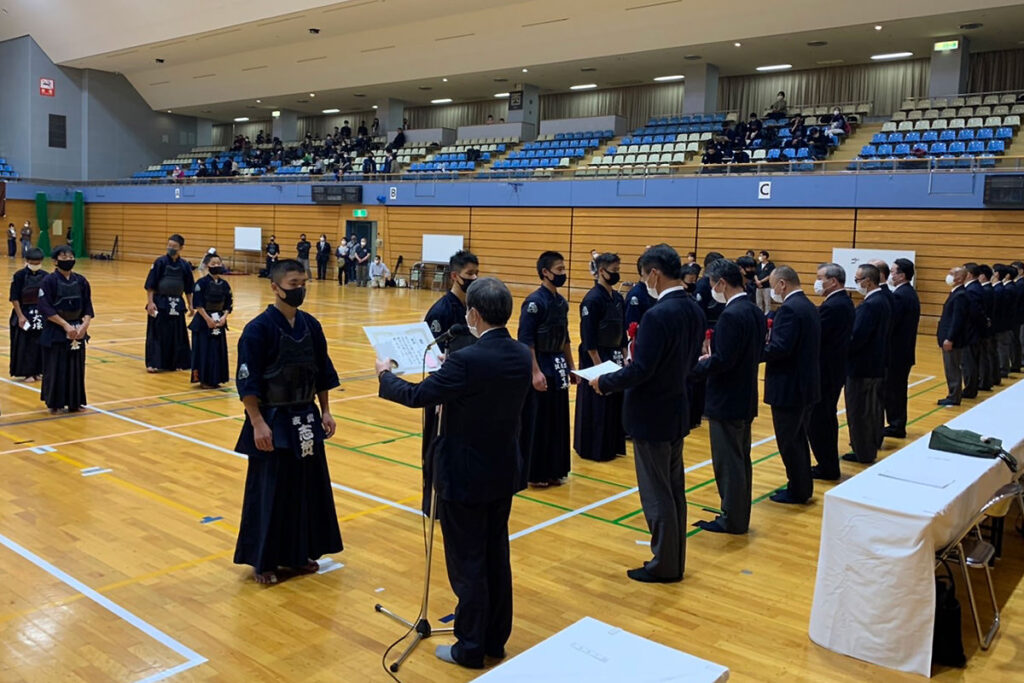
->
[548, 273, 567, 288]
[603, 271, 621, 286]
[684, 282, 697, 293]
[277, 285, 306, 308]
[209, 266, 225, 275]
[745, 270, 756, 279]
[167, 248, 178, 258]
[57, 259, 75, 272]
[457, 276, 474, 293]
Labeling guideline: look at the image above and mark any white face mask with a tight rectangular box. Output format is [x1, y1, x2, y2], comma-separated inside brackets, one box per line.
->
[945, 274, 956, 287]
[711, 287, 727, 304]
[464, 312, 480, 339]
[813, 279, 825, 296]
[27, 263, 42, 272]
[857, 284, 868, 295]
[886, 276, 895, 288]
[770, 290, 784, 304]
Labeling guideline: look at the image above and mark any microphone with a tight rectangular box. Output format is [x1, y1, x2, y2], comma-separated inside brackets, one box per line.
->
[425, 324, 468, 351]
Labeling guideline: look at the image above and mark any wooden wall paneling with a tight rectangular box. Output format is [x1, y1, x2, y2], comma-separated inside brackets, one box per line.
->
[384, 207, 471, 279]
[568, 208, 699, 296]
[272, 205, 341, 258]
[856, 209, 1024, 324]
[85, 203, 125, 256]
[697, 208, 856, 289]
[470, 207, 573, 288]
[3, 201, 37, 243]
[213, 204, 278, 274]
[119, 204, 169, 263]
[163, 205, 219, 266]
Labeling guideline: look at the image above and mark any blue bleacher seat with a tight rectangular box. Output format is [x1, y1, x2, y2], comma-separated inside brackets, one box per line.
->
[977, 128, 994, 140]
[778, 129, 792, 138]
[957, 129, 975, 141]
[894, 144, 911, 157]
[904, 132, 921, 143]
[860, 144, 877, 157]
[887, 133, 904, 143]
[996, 127, 1013, 140]
[966, 141, 985, 154]
[929, 142, 947, 155]
[979, 154, 997, 167]
[987, 140, 1006, 154]
[766, 149, 782, 161]
[948, 141, 966, 155]
[877, 144, 893, 156]
[939, 130, 956, 142]
[796, 148, 809, 159]
[923, 131, 939, 143]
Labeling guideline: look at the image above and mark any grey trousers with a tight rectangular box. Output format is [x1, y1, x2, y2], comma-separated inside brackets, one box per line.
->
[845, 376, 883, 463]
[942, 348, 963, 403]
[707, 418, 753, 533]
[298, 257, 312, 278]
[962, 343, 981, 395]
[633, 437, 687, 579]
[996, 330, 1013, 376]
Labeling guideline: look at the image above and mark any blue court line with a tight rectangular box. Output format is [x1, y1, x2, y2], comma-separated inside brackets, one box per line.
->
[0, 531, 206, 682]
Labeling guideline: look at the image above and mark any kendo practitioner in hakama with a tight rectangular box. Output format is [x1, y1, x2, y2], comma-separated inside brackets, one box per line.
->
[574, 253, 627, 462]
[625, 256, 655, 331]
[264, 235, 280, 277]
[233, 259, 342, 585]
[189, 253, 233, 389]
[145, 234, 193, 373]
[421, 250, 479, 512]
[37, 246, 93, 413]
[518, 251, 576, 487]
[9, 247, 46, 381]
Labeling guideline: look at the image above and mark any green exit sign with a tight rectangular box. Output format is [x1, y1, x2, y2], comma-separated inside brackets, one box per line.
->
[352, 209, 368, 218]
[934, 40, 959, 52]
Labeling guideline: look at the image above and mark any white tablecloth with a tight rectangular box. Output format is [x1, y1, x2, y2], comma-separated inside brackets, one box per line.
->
[809, 380, 1024, 676]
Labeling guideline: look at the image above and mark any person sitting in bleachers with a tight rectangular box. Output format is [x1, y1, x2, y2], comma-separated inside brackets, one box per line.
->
[786, 129, 807, 149]
[700, 143, 724, 173]
[361, 155, 376, 177]
[789, 115, 806, 139]
[390, 128, 406, 151]
[808, 128, 829, 160]
[745, 114, 763, 144]
[732, 146, 751, 164]
[717, 123, 736, 146]
[826, 108, 848, 137]
[767, 91, 788, 120]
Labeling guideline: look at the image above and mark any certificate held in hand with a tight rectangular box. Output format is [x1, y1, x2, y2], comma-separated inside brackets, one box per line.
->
[363, 322, 444, 375]
[571, 360, 622, 382]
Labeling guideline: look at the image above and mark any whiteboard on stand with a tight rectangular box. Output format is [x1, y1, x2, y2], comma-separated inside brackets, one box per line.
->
[421, 234, 464, 264]
[234, 226, 263, 252]
[832, 248, 916, 289]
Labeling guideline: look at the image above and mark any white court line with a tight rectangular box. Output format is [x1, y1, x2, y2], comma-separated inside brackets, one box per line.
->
[0, 532, 206, 683]
[509, 486, 640, 541]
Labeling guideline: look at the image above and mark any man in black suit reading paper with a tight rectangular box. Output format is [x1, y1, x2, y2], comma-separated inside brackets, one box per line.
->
[375, 277, 533, 670]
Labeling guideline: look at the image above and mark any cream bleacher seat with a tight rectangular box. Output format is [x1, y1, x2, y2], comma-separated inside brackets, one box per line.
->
[966, 96, 983, 106]
[897, 121, 914, 132]
[923, 109, 939, 119]
[699, 132, 713, 142]
[635, 153, 649, 164]
[639, 144, 651, 154]
[674, 142, 687, 152]
[881, 121, 898, 133]
[940, 108, 957, 118]
[752, 149, 767, 161]
[685, 142, 700, 154]
[1000, 94, 1018, 104]
[931, 119, 948, 130]
[983, 95, 1000, 105]
[626, 144, 639, 154]
[949, 118, 966, 129]
[932, 97, 948, 109]
[958, 107, 974, 117]
[975, 106, 992, 117]
[558, 158, 571, 168]
[1005, 114, 1021, 128]
[726, 112, 739, 122]
[676, 133, 688, 142]
[915, 99, 932, 110]
[590, 155, 604, 165]
[900, 99, 915, 111]
[950, 97, 966, 107]
[672, 152, 687, 164]
[651, 143, 663, 153]
[984, 116, 1002, 128]
[907, 110, 923, 121]
[687, 133, 701, 142]
[856, 103, 872, 115]
[994, 105, 1010, 116]
[914, 120, 931, 131]
[624, 154, 637, 165]
[892, 111, 907, 122]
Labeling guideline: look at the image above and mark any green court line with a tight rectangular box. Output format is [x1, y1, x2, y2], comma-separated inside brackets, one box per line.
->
[330, 443, 421, 471]
[569, 470, 632, 490]
[350, 433, 418, 450]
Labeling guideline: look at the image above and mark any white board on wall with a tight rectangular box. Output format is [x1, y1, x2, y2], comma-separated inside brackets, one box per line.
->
[422, 234, 464, 264]
[234, 226, 263, 251]
[831, 248, 916, 289]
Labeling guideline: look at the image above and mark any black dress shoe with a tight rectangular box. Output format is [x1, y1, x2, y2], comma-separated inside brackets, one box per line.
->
[626, 567, 682, 583]
[842, 453, 875, 464]
[936, 398, 960, 407]
[692, 519, 736, 534]
[883, 426, 906, 438]
[811, 465, 840, 481]
[769, 491, 810, 505]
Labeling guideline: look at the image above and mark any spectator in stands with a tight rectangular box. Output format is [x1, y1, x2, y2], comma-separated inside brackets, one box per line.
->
[357, 120, 368, 137]
[786, 129, 807, 150]
[371, 118, 381, 136]
[256, 130, 265, 145]
[369, 255, 391, 288]
[808, 129, 829, 160]
[745, 114, 763, 145]
[700, 143, 723, 171]
[825, 108, 848, 137]
[341, 120, 352, 139]
[378, 154, 392, 178]
[732, 146, 751, 165]
[486, 114, 495, 125]
[789, 115, 806, 139]
[717, 122, 736, 146]
[361, 155, 377, 177]
[768, 91, 787, 120]
[391, 127, 406, 150]
[220, 159, 232, 177]
[754, 250, 775, 314]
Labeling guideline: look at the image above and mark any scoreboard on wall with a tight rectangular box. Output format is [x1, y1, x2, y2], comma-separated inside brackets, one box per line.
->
[983, 175, 1024, 206]
[311, 185, 363, 204]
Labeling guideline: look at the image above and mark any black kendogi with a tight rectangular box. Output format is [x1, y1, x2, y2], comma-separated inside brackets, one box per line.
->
[624, 282, 654, 329]
[574, 284, 626, 461]
[145, 253, 193, 370]
[265, 240, 280, 276]
[9, 264, 46, 377]
[38, 265, 94, 412]
[518, 286, 572, 485]
[233, 305, 342, 575]
[189, 274, 233, 387]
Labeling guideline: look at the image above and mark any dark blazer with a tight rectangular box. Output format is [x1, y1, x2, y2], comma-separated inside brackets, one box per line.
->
[762, 291, 821, 407]
[378, 328, 533, 504]
[847, 289, 891, 378]
[691, 295, 764, 421]
[315, 240, 331, 260]
[937, 286, 970, 349]
[694, 276, 722, 328]
[963, 280, 988, 343]
[818, 291, 855, 392]
[890, 283, 921, 368]
[877, 284, 894, 367]
[599, 290, 705, 441]
[993, 282, 1015, 333]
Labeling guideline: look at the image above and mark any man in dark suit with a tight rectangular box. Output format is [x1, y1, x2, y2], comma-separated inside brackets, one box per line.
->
[690, 251, 725, 428]
[375, 278, 533, 670]
[962, 263, 992, 396]
[690, 258, 764, 533]
[762, 266, 821, 503]
[592, 244, 704, 583]
[869, 260, 895, 445]
[809, 263, 855, 481]
[1011, 260, 1024, 373]
[844, 264, 891, 465]
[938, 266, 971, 406]
[883, 258, 921, 438]
[993, 264, 1018, 378]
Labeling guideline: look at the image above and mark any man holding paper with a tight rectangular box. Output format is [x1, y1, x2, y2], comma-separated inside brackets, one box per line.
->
[376, 277, 533, 669]
[590, 245, 704, 583]
[574, 253, 627, 462]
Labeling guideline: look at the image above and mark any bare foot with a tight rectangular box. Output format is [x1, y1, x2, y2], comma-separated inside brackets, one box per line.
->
[254, 571, 278, 585]
[146, 367, 159, 373]
[298, 561, 319, 574]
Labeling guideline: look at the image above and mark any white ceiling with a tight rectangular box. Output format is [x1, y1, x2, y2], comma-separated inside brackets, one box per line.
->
[5, 0, 1024, 121]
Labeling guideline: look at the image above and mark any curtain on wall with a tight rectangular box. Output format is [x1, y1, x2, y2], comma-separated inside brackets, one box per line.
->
[405, 100, 509, 130]
[298, 110, 379, 139]
[718, 59, 929, 119]
[211, 120, 272, 146]
[967, 49, 1024, 94]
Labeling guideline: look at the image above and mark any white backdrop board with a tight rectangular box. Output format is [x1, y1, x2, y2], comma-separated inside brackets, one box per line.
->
[421, 234, 464, 264]
[234, 226, 263, 252]
[831, 248, 916, 289]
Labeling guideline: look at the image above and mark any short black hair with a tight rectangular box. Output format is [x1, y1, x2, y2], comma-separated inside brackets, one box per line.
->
[778, 91, 786, 97]
[703, 251, 724, 268]
[536, 251, 564, 278]
[736, 255, 756, 270]
[52, 245, 74, 259]
[706, 258, 743, 288]
[874, 261, 890, 279]
[449, 249, 478, 272]
[964, 262, 980, 277]
[857, 264, 880, 285]
[466, 277, 513, 326]
[638, 243, 682, 280]
[25, 247, 44, 261]
[759, 250, 770, 258]
[168, 234, 185, 247]
[893, 258, 915, 281]
[687, 251, 697, 259]
[271, 258, 306, 283]
[682, 263, 701, 278]
[1007, 265, 1019, 279]
[594, 252, 620, 274]
[979, 264, 993, 280]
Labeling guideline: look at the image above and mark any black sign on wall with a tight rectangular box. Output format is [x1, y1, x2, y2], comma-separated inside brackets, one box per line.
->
[48, 114, 67, 149]
[983, 175, 1024, 206]
[311, 185, 363, 204]
[508, 90, 523, 111]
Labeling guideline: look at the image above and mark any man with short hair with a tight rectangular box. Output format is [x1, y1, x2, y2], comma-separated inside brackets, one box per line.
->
[335, 238, 349, 284]
[961, 263, 989, 397]
[144, 234, 194, 372]
[593, 244, 704, 582]
[20, 221, 32, 258]
[843, 264, 890, 465]
[369, 255, 390, 288]
[354, 237, 371, 286]
[296, 233, 312, 279]
[937, 266, 971, 406]
[265, 235, 280, 278]
[762, 266, 821, 503]
[1010, 260, 1024, 373]
[376, 277, 533, 669]
[883, 258, 921, 438]
[808, 263, 855, 481]
[690, 258, 764, 533]
[754, 250, 775, 314]
[992, 264, 1017, 378]
[340, 120, 352, 139]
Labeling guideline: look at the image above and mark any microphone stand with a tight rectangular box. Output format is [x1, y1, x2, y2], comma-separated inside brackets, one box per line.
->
[375, 342, 454, 673]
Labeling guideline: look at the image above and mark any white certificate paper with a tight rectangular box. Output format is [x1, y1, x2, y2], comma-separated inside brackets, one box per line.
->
[571, 360, 623, 382]
[363, 322, 444, 375]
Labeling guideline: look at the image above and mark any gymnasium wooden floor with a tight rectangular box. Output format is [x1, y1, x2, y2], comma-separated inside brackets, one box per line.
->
[0, 257, 1022, 683]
